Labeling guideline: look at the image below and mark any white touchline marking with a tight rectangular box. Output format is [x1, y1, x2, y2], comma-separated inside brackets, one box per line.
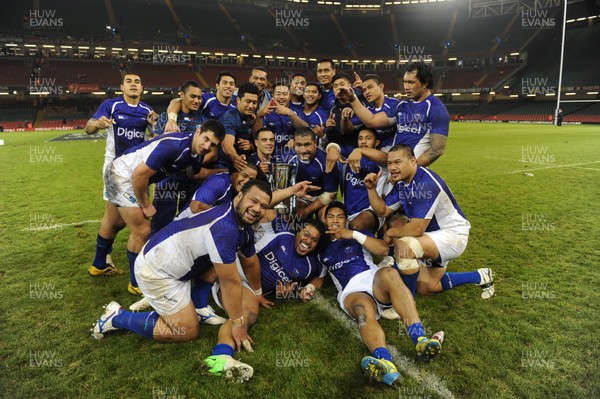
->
[484, 156, 528, 163]
[573, 167, 600, 171]
[507, 160, 600, 174]
[23, 219, 101, 231]
[313, 296, 454, 399]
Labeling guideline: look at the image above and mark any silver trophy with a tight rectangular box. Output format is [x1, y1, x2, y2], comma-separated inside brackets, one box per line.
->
[272, 162, 297, 214]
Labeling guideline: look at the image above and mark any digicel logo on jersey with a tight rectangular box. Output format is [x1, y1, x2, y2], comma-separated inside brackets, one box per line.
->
[117, 127, 145, 139]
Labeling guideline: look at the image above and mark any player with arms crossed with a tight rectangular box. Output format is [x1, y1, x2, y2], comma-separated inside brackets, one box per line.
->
[92, 180, 272, 383]
[319, 202, 444, 386]
[85, 74, 157, 277]
[364, 144, 494, 299]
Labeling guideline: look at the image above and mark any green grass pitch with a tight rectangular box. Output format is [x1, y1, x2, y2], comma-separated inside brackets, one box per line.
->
[1, 122, 599, 398]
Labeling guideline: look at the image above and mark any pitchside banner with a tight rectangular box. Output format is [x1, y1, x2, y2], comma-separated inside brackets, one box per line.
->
[67, 84, 101, 94]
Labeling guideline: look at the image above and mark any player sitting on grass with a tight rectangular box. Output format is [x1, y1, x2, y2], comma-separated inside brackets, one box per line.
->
[318, 202, 444, 386]
[92, 180, 272, 383]
[364, 144, 494, 299]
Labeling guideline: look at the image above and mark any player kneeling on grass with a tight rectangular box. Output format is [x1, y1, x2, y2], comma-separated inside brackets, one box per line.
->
[92, 180, 272, 383]
[318, 202, 444, 386]
[364, 144, 494, 299]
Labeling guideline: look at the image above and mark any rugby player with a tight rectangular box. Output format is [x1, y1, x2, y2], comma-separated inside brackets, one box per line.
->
[85, 74, 157, 278]
[319, 202, 444, 385]
[364, 145, 494, 298]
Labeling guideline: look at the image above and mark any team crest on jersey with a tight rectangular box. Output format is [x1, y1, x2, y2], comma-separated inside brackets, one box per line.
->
[344, 246, 353, 253]
[292, 268, 300, 277]
[281, 245, 287, 254]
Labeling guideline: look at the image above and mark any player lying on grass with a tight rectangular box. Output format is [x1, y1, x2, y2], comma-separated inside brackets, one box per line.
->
[364, 144, 494, 299]
[101, 119, 225, 295]
[173, 163, 318, 325]
[130, 168, 319, 322]
[92, 180, 272, 383]
[318, 202, 444, 386]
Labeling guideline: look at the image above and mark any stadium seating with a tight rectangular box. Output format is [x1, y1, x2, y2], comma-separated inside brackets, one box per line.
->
[42, 60, 121, 87]
[0, 107, 36, 130]
[111, 0, 179, 43]
[0, 59, 34, 87]
[125, 62, 198, 88]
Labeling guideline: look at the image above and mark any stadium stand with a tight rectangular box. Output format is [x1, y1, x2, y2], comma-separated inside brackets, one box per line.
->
[0, 0, 598, 127]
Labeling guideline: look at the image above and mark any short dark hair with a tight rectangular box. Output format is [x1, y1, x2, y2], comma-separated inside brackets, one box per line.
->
[250, 66, 268, 76]
[304, 218, 326, 241]
[305, 82, 322, 96]
[358, 128, 377, 139]
[293, 126, 316, 142]
[216, 71, 236, 85]
[253, 127, 274, 141]
[363, 74, 382, 85]
[389, 144, 415, 158]
[200, 119, 226, 142]
[180, 80, 201, 94]
[237, 82, 260, 99]
[318, 59, 336, 70]
[122, 74, 141, 84]
[325, 201, 347, 218]
[291, 72, 306, 81]
[230, 161, 260, 176]
[404, 62, 434, 89]
[240, 178, 272, 202]
[332, 73, 351, 85]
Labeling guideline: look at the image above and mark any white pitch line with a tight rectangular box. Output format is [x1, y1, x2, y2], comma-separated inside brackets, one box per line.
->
[313, 296, 454, 399]
[507, 160, 600, 174]
[483, 156, 527, 163]
[23, 219, 101, 231]
[573, 167, 600, 171]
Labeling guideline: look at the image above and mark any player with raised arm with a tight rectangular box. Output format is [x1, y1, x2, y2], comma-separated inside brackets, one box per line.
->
[92, 180, 272, 383]
[252, 83, 309, 162]
[364, 144, 494, 299]
[338, 62, 450, 167]
[103, 120, 225, 294]
[338, 128, 386, 233]
[85, 74, 157, 278]
[325, 73, 364, 159]
[289, 127, 339, 220]
[361, 74, 400, 151]
[319, 202, 444, 386]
